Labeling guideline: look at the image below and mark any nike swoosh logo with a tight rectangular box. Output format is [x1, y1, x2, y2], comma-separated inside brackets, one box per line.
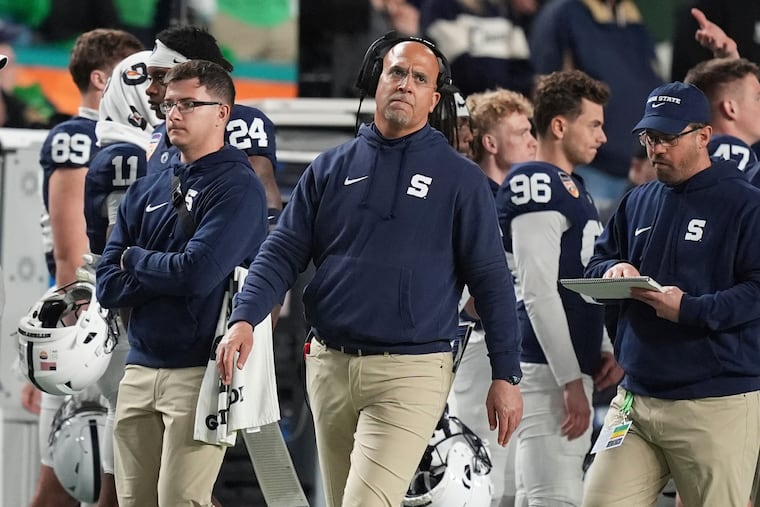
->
[344, 175, 369, 186]
[651, 103, 665, 108]
[146, 202, 169, 212]
[634, 226, 652, 236]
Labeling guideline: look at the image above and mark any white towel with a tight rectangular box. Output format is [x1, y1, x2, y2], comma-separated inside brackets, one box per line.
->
[194, 267, 280, 446]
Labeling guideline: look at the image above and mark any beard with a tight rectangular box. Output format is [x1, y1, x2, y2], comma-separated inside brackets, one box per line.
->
[383, 106, 411, 127]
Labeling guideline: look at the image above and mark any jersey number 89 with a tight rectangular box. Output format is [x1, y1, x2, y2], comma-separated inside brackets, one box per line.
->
[50, 132, 92, 165]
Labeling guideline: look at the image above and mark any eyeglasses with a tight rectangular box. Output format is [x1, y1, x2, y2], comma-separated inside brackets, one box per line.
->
[384, 67, 437, 89]
[159, 99, 222, 115]
[638, 126, 703, 148]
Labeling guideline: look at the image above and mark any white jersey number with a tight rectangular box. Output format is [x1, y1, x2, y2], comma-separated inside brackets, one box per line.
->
[713, 143, 751, 170]
[227, 117, 269, 150]
[510, 173, 551, 205]
[111, 155, 139, 186]
[50, 132, 91, 165]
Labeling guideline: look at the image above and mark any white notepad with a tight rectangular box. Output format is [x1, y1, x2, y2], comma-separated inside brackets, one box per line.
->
[560, 276, 665, 299]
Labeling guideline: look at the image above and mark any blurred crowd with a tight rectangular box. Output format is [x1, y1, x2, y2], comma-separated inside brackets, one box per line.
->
[0, 0, 297, 129]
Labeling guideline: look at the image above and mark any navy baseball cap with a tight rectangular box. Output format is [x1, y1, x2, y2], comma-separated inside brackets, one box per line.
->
[632, 82, 710, 135]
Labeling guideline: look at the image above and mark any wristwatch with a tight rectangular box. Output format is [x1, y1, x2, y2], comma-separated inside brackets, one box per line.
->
[506, 375, 522, 386]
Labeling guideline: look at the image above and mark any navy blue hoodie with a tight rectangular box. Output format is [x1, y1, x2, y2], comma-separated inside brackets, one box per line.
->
[229, 123, 522, 380]
[96, 145, 267, 368]
[587, 160, 760, 399]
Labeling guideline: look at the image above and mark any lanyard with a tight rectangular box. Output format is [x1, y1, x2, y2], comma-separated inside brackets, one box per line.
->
[620, 391, 634, 420]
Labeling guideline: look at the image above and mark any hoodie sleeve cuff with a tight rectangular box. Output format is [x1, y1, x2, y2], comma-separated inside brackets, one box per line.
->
[678, 294, 703, 327]
[489, 351, 522, 381]
[122, 245, 146, 273]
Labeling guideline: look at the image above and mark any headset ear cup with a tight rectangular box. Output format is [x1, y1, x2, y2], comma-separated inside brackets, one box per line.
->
[356, 31, 398, 97]
[367, 58, 383, 97]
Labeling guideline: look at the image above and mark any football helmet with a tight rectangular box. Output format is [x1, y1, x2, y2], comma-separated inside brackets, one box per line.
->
[18, 281, 118, 395]
[403, 410, 493, 507]
[49, 396, 107, 503]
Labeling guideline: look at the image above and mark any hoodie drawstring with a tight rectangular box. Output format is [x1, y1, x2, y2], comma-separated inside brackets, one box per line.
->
[386, 145, 409, 220]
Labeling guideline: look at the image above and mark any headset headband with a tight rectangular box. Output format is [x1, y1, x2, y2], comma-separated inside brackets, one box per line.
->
[354, 31, 454, 98]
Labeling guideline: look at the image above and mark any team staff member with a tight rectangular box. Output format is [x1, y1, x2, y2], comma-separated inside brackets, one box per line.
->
[144, 26, 282, 222]
[583, 82, 760, 506]
[217, 37, 523, 507]
[496, 70, 621, 507]
[96, 60, 267, 507]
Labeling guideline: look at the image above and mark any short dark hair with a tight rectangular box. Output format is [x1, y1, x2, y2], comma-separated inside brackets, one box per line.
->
[684, 57, 760, 100]
[155, 26, 233, 72]
[164, 60, 235, 106]
[533, 70, 610, 138]
[69, 29, 143, 92]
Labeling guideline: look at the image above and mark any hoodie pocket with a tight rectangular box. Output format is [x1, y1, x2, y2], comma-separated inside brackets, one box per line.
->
[303, 255, 415, 339]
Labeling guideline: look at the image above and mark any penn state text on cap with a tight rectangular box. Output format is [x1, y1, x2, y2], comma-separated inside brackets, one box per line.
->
[632, 81, 711, 135]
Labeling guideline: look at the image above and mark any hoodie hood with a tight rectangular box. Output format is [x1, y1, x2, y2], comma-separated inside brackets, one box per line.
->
[666, 159, 745, 193]
[169, 143, 249, 177]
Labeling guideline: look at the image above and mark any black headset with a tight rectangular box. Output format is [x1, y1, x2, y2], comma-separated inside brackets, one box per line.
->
[355, 31, 456, 98]
[354, 31, 460, 148]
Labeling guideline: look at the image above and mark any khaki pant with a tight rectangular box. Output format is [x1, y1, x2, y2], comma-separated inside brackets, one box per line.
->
[583, 387, 760, 507]
[113, 365, 226, 507]
[306, 338, 453, 507]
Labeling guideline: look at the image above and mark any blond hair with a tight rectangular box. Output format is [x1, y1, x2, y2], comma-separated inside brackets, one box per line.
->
[467, 88, 533, 162]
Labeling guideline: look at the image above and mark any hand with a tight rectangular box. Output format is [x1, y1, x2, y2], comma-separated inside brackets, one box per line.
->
[21, 382, 41, 415]
[603, 262, 640, 278]
[216, 320, 254, 385]
[692, 8, 739, 59]
[594, 351, 624, 391]
[486, 380, 523, 446]
[631, 285, 683, 322]
[561, 378, 590, 440]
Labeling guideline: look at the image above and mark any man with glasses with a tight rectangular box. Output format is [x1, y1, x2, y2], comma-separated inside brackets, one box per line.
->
[582, 81, 760, 506]
[96, 60, 268, 507]
[144, 26, 282, 227]
[216, 37, 524, 507]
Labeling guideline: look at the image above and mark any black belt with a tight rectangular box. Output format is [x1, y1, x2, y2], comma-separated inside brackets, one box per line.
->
[314, 336, 389, 356]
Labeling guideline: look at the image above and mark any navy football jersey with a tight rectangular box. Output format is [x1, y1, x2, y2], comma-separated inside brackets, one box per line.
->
[39, 111, 99, 278]
[709, 134, 759, 172]
[146, 103, 277, 175]
[85, 142, 148, 254]
[497, 161, 604, 375]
